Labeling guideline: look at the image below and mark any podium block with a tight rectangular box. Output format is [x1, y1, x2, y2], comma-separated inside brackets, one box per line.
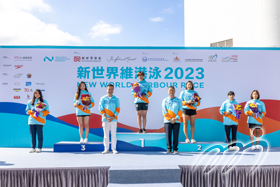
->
[54, 141, 104, 152]
[178, 142, 228, 152]
[116, 133, 166, 151]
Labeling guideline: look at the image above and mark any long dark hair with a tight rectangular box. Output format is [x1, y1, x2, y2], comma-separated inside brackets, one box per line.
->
[75, 81, 89, 100]
[185, 81, 194, 90]
[31, 89, 44, 105]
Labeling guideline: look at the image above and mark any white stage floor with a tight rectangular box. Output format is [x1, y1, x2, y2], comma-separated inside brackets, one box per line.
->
[1, 147, 280, 170]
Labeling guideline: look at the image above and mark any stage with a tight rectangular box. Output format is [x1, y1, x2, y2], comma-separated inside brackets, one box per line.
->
[1, 147, 280, 186]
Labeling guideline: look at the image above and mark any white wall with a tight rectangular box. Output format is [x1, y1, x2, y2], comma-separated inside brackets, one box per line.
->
[184, 0, 280, 47]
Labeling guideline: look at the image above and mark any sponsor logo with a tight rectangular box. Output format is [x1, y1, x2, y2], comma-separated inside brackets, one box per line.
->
[55, 56, 70, 62]
[3, 64, 11, 67]
[107, 56, 136, 62]
[142, 57, 168, 62]
[27, 73, 32, 78]
[13, 88, 21, 92]
[142, 52, 148, 55]
[27, 94, 31, 99]
[15, 65, 23, 69]
[26, 82, 31, 86]
[2, 83, 8, 85]
[173, 56, 181, 62]
[185, 59, 203, 62]
[3, 56, 9, 59]
[14, 96, 20, 99]
[36, 82, 45, 85]
[3, 73, 8, 76]
[74, 56, 81, 62]
[44, 56, 70, 62]
[14, 56, 32, 61]
[208, 54, 218, 62]
[221, 55, 238, 62]
[44, 56, 54, 61]
[24, 88, 33, 92]
[14, 73, 23, 78]
[75, 56, 101, 62]
[41, 89, 45, 92]
[14, 82, 20, 86]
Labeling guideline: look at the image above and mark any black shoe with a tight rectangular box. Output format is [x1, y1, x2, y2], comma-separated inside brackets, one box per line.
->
[142, 129, 146, 134]
[137, 129, 143, 134]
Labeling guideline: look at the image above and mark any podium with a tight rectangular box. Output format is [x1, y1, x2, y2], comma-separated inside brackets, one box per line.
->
[54, 133, 228, 152]
[54, 141, 104, 152]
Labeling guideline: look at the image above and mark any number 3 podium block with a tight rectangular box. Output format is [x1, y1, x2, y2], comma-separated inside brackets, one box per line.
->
[54, 142, 104, 152]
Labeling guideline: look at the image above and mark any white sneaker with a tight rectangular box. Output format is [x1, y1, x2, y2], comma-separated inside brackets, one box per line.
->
[29, 148, 35, 153]
[191, 139, 196, 143]
[80, 138, 84, 144]
[36, 149, 42, 153]
[185, 139, 190, 143]
[102, 150, 109, 154]
[232, 146, 239, 151]
[228, 146, 239, 151]
[256, 145, 262, 150]
[112, 150, 119, 154]
[251, 145, 257, 150]
[84, 138, 88, 144]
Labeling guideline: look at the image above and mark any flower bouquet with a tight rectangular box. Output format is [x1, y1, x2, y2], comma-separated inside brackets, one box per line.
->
[131, 82, 142, 98]
[80, 94, 91, 110]
[233, 104, 242, 119]
[249, 102, 261, 117]
[190, 92, 201, 105]
[32, 101, 46, 117]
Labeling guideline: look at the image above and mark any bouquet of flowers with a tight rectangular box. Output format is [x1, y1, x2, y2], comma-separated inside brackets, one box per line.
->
[233, 104, 242, 119]
[131, 82, 142, 98]
[79, 94, 91, 110]
[249, 102, 261, 117]
[32, 101, 46, 117]
[191, 93, 201, 105]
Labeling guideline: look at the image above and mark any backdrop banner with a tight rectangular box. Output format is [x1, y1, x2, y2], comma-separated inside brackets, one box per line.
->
[0, 46, 279, 147]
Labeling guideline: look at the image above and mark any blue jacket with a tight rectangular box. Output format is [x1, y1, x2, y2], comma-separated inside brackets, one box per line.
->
[74, 90, 95, 116]
[179, 90, 201, 110]
[131, 79, 153, 104]
[25, 99, 50, 125]
[219, 99, 239, 125]
[162, 96, 183, 123]
[99, 95, 120, 122]
[244, 99, 266, 125]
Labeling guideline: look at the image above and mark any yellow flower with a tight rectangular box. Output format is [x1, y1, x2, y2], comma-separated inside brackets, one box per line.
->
[249, 103, 257, 108]
[235, 104, 241, 110]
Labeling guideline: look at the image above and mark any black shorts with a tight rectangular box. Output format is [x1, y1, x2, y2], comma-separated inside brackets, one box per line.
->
[135, 103, 148, 111]
[76, 115, 90, 117]
[248, 123, 262, 129]
[183, 109, 197, 116]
